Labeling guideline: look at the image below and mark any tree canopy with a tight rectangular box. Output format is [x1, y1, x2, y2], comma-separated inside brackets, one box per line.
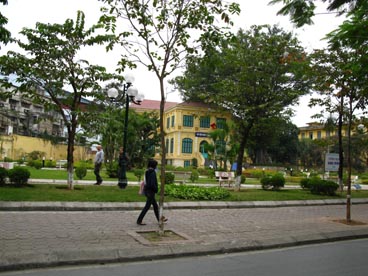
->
[0, 11, 118, 189]
[175, 25, 310, 182]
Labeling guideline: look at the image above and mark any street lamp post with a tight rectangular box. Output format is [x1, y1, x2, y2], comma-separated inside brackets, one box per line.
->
[107, 74, 144, 189]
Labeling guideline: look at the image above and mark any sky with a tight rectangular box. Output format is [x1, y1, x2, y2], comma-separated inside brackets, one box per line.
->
[1, 0, 346, 126]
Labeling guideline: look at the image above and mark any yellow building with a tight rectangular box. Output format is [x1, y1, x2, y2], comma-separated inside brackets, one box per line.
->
[298, 122, 347, 140]
[132, 100, 232, 168]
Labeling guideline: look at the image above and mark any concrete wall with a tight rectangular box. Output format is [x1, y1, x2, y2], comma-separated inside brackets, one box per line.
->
[0, 134, 92, 162]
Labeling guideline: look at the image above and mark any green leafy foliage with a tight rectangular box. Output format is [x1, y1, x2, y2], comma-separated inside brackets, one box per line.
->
[0, 11, 120, 189]
[27, 160, 42, 169]
[133, 169, 144, 182]
[175, 25, 310, 177]
[300, 177, 339, 196]
[261, 173, 285, 190]
[105, 161, 118, 178]
[165, 172, 175, 184]
[75, 165, 87, 180]
[165, 185, 230, 200]
[8, 167, 30, 187]
[190, 170, 199, 183]
[310, 180, 339, 196]
[0, 167, 7, 186]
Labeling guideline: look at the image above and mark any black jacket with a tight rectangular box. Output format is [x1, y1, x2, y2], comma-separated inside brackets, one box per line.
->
[145, 168, 158, 194]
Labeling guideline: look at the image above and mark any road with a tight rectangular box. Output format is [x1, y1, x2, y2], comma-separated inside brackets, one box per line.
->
[2, 238, 367, 276]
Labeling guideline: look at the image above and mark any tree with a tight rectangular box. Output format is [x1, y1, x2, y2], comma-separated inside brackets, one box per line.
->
[309, 47, 368, 222]
[247, 117, 299, 165]
[175, 25, 310, 190]
[269, 0, 363, 27]
[0, 0, 11, 47]
[0, 11, 118, 189]
[99, 0, 240, 232]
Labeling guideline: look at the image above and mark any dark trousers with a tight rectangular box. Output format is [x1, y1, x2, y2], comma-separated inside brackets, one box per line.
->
[137, 191, 159, 223]
[94, 163, 102, 184]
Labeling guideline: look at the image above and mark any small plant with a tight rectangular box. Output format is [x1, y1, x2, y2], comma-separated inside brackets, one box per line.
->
[105, 162, 118, 178]
[45, 160, 56, 168]
[133, 168, 144, 182]
[165, 172, 175, 184]
[190, 170, 199, 183]
[0, 167, 8, 186]
[75, 165, 87, 180]
[3, 157, 13, 162]
[261, 173, 285, 190]
[27, 160, 43, 169]
[8, 167, 30, 187]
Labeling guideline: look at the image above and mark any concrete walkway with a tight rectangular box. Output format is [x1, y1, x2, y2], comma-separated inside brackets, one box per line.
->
[1, 199, 368, 272]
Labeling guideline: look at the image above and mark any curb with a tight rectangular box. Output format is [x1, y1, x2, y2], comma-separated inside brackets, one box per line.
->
[1, 229, 368, 272]
[1, 198, 368, 211]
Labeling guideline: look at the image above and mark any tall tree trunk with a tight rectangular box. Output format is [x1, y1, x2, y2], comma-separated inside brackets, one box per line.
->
[338, 96, 344, 192]
[346, 96, 353, 223]
[158, 78, 166, 234]
[67, 124, 76, 190]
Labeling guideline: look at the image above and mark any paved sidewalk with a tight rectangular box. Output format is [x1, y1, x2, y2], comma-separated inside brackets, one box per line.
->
[0, 200, 368, 272]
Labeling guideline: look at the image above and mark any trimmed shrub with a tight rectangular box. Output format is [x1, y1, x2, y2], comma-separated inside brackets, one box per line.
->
[27, 159, 43, 169]
[0, 167, 8, 186]
[165, 172, 175, 184]
[165, 185, 230, 200]
[133, 168, 144, 182]
[190, 170, 199, 183]
[261, 173, 285, 190]
[310, 180, 339, 196]
[8, 167, 30, 187]
[45, 160, 56, 168]
[75, 165, 87, 180]
[106, 162, 118, 178]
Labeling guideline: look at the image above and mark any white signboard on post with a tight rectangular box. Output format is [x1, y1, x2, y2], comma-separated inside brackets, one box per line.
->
[325, 153, 339, 172]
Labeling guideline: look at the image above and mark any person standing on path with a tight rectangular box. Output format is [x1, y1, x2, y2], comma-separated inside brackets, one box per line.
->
[94, 145, 104, 185]
[137, 159, 167, 225]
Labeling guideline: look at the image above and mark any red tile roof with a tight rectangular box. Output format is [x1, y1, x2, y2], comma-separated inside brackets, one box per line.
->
[130, 99, 178, 111]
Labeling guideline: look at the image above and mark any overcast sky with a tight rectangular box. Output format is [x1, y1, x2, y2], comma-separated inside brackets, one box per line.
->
[1, 0, 345, 126]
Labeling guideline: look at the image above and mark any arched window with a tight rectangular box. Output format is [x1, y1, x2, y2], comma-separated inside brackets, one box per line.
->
[182, 138, 193, 153]
[199, 141, 208, 153]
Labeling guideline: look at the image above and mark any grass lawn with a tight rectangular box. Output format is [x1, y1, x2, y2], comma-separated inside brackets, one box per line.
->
[0, 184, 367, 202]
[27, 167, 301, 186]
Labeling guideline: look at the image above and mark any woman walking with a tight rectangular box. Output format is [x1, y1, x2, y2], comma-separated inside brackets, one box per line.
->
[137, 159, 166, 225]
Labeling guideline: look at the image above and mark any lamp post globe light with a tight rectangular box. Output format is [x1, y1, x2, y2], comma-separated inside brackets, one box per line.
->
[107, 74, 144, 189]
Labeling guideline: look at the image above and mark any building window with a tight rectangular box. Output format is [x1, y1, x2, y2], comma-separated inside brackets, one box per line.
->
[166, 117, 170, 129]
[309, 132, 313, 139]
[200, 116, 210, 128]
[183, 115, 193, 127]
[170, 138, 174, 153]
[216, 118, 226, 129]
[317, 131, 322, 139]
[165, 138, 169, 153]
[301, 133, 305, 139]
[184, 160, 191, 168]
[182, 138, 193, 153]
[171, 115, 175, 127]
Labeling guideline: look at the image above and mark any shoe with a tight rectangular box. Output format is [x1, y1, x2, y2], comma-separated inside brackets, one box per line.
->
[93, 183, 100, 185]
[137, 222, 146, 225]
[162, 217, 168, 222]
